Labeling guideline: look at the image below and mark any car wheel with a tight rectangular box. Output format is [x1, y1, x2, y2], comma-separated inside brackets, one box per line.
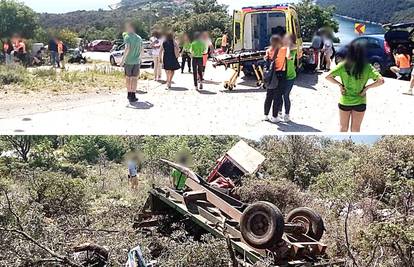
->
[286, 207, 325, 241]
[110, 56, 116, 66]
[240, 201, 285, 249]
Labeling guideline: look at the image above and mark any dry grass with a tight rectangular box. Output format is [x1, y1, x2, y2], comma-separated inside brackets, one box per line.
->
[0, 64, 154, 94]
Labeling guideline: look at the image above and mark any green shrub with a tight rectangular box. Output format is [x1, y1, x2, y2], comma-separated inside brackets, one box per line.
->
[0, 66, 27, 85]
[28, 171, 89, 216]
[237, 178, 305, 213]
[63, 136, 127, 164]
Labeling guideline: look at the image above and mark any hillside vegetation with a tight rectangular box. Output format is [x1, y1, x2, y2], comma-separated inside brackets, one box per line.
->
[0, 136, 413, 266]
[318, 0, 414, 24]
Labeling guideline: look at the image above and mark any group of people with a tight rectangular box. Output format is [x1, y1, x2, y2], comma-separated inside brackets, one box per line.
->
[310, 30, 335, 72]
[48, 37, 67, 69]
[1, 36, 67, 68]
[120, 21, 219, 102]
[1, 38, 27, 65]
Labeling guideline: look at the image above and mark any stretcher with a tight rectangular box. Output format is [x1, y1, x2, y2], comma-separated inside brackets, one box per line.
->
[213, 51, 267, 90]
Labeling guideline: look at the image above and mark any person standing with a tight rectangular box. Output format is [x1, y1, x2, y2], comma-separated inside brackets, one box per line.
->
[181, 33, 192, 73]
[120, 22, 143, 103]
[322, 35, 334, 71]
[221, 32, 229, 53]
[201, 31, 213, 78]
[127, 153, 140, 190]
[150, 30, 163, 81]
[2, 39, 13, 65]
[280, 34, 297, 123]
[190, 32, 206, 90]
[409, 69, 414, 95]
[49, 38, 59, 67]
[160, 31, 180, 90]
[264, 35, 288, 123]
[311, 30, 322, 69]
[57, 40, 67, 69]
[326, 41, 385, 132]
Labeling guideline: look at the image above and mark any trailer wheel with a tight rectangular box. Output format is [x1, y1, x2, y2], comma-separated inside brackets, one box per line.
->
[240, 201, 284, 249]
[286, 207, 325, 241]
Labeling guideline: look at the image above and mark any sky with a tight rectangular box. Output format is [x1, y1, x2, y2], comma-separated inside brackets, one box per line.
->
[22, 0, 299, 13]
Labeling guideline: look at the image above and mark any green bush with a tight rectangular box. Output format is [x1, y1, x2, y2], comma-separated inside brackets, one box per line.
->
[63, 136, 128, 164]
[237, 178, 305, 213]
[0, 66, 27, 85]
[28, 171, 89, 216]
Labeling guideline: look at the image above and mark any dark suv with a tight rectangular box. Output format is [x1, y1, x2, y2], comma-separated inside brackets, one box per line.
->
[336, 23, 414, 75]
[335, 35, 394, 74]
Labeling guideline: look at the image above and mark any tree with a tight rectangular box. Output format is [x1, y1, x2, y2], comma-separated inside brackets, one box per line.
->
[0, 0, 39, 38]
[1, 136, 38, 162]
[295, 0, 339, 42]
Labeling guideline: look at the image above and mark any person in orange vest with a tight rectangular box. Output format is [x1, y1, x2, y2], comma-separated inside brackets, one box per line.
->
[2, 39, 13, 65]
[57, 39, 67, 69]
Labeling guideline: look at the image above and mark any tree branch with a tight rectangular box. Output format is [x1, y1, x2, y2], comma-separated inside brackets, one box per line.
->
[0, 228, 82, 267]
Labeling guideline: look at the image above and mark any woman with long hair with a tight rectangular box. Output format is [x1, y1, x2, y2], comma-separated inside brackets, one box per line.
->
[160, 31, 180, 90]
[264, 35, 288, 123]
[326, 41, 385, 132]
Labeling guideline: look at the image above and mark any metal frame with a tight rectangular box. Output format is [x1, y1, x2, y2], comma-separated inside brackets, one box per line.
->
[136, 160, 346, 266]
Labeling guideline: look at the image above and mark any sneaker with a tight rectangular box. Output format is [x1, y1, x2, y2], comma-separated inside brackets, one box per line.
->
[199, 83, 203, 90]
[264, 115, 270, 121]
[396, 73, 402, 80]
[278, 111, 283, 118]
[406, 89, 413, 95]
[284, 114, 291, 122]
[270, 116, 281, 123]
[129, 94, 138, 103]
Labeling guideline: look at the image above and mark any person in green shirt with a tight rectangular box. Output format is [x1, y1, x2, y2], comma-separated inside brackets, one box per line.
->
[190, 32, 207, 90]
[280, 34, 297, 123]
[120, 22, 143, 103]
[181, 33, 192, 74]
[326, 41, 384, 132]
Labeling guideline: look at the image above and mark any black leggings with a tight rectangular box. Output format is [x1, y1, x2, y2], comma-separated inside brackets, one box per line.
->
[192, 57, 203, 86]
[264, 78, 286, 117]
[181, 52, 191, 72]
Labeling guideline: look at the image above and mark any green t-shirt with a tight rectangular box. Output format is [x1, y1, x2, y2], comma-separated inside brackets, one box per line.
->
[171, 169, 187, 190]
[190, 40, 205, 58]
[330, 62, 381, 106]
[286, 50, 297, 80]
[183, 42, 191, 53]
[124, 32, 142, 65]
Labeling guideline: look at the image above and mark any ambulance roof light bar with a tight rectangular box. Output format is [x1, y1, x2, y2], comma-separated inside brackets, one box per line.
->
[242, 4, 290, 12]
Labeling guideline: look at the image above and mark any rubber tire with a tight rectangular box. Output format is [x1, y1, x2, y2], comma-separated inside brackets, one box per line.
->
[110, 56, 116, 66]
[240, 201, 285, 249]
[286, 207, 325, 241]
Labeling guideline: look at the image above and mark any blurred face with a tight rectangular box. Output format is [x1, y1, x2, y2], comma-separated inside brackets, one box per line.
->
[125, 23, 134, 33]
[282, 35, 291, 47]
[271, 38, 280, 48]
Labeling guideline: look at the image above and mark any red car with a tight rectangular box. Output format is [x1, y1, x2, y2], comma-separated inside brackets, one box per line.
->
[87, 40, 113, 52]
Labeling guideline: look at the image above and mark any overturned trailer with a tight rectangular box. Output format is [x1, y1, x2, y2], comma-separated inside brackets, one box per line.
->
[137, 159, 345, 266]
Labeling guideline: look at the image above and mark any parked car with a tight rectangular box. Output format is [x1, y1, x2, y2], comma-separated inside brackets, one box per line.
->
[87, 40, 113, 52]
[384, 22, 414, 53]
[335, 35, 394, 75]
[109, 41, 154, 67]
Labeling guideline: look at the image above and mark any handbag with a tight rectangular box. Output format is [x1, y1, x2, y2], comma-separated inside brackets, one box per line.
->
[264, 48, 279, 85]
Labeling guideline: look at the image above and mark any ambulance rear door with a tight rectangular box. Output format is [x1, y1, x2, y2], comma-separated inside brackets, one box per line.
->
[233, 10, 244, 51]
